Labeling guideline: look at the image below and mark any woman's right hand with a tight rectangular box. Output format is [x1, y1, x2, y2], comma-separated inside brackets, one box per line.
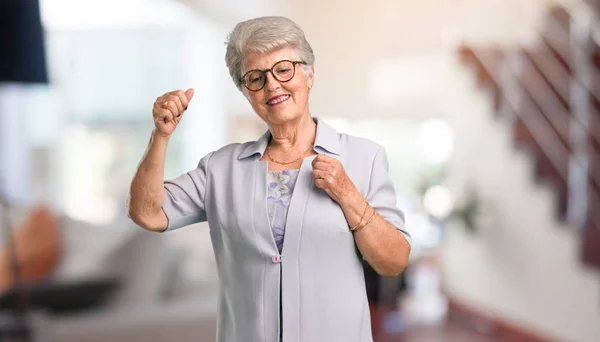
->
[152, 88, 195, 137]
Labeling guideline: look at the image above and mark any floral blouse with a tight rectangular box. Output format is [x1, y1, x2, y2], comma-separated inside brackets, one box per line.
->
[267, 169, 300, 253]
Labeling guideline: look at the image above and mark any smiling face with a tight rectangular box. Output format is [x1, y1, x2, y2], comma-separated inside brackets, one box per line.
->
[242, 46, 314, 126]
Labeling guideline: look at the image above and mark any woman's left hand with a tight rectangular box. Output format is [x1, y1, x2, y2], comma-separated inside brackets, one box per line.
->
[312, 154, 359, 205]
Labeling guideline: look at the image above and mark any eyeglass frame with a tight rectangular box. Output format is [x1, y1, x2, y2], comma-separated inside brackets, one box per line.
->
[239, 60, 307, 92]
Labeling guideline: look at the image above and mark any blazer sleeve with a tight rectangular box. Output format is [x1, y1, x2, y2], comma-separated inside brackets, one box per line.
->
[162, 152, 213, 231]
[366, 146, 412, 245]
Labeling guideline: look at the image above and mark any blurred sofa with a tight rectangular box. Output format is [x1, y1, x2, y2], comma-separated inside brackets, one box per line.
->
[0, 205, 219, 342]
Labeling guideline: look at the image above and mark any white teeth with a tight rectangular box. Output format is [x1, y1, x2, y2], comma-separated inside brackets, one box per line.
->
[268, 95, 289, 105]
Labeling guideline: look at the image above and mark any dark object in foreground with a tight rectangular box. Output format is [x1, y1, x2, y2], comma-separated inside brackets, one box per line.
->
[0, 277, 119, 316]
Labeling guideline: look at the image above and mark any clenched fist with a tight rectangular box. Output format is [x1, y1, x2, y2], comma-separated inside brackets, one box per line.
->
[312, 154, 359, 205]
[152, 88, 195, 137]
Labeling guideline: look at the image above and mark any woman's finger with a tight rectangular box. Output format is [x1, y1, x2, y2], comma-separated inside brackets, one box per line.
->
[312, 169, 322, 179]
[172, 89, 191, 110]
[167, 94, 184, 115]
[152, 105, 166, 121]
[313, 154, 334, 164]
[314, 178, 327, 190]
[312, 161, 335, 172]
[173, 111, 184, 124]
[314, 169, 332, 181]
[163, 100, 179, 118]
[155, 108, 174, 123]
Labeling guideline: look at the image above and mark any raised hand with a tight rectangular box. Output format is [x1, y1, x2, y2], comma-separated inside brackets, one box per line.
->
[152, 88, 195, 137]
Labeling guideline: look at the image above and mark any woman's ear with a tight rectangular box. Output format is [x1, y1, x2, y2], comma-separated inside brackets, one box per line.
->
[308, 65, 315, 89]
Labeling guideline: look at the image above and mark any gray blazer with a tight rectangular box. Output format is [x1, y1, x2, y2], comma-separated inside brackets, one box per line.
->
[162, 118, 410, 342]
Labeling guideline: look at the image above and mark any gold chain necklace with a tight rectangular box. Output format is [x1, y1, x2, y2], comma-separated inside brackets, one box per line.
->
[265, 142, 315, 165]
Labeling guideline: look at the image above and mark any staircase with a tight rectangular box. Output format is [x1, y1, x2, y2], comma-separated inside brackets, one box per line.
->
[457, 1, 600, 270]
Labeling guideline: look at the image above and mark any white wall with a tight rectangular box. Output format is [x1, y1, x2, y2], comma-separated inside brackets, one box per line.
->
[440, 60, 600, 342]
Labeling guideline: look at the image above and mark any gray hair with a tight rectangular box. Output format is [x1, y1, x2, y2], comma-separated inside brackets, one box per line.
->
[225, 16, 315, 91]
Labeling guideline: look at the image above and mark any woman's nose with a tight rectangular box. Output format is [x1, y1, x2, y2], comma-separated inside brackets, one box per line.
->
[264, 71, 281, 91]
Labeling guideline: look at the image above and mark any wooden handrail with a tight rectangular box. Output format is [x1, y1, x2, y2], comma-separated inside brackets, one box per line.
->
[542, 10, 600, 103]
[526, 43, 600, 146]
[525, 44, 570, 103]
[519, 56, 571, 145]
[521, 30, 600, 151]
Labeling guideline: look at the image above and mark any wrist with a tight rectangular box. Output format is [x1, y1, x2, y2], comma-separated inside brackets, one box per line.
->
[339, 190, 366, 227]
[352, 205, 376, 233]
[151, 128, 171, 144]
[338, 188, 363, 209]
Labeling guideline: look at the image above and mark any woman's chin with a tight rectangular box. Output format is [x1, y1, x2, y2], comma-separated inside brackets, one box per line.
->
[267, 108, 301, 122]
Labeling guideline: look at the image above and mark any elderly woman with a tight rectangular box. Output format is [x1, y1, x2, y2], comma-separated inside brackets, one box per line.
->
[128, 16, 410, 342]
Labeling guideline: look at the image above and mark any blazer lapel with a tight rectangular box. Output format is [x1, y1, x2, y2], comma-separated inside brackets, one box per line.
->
[253, 160, 279, 255]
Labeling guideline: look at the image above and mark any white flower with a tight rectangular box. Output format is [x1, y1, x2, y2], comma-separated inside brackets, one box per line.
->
[268, 172, 291, 199]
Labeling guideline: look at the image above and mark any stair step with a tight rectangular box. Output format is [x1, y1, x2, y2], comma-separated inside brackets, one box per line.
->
[457, 3, 600, 268]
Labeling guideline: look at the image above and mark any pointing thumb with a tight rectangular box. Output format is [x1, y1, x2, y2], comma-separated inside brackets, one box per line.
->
[185, 88, 195, 101]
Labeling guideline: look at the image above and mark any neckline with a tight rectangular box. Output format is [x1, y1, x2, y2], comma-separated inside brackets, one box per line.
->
[269, 169, 300, 173]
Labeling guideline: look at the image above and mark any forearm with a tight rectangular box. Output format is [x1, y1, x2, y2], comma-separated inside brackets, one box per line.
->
[127, 129, 170, 230]
[340, 194, 410, 277]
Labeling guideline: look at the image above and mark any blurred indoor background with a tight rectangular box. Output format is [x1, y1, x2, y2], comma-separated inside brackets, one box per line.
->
[0, 0, 599, 341]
